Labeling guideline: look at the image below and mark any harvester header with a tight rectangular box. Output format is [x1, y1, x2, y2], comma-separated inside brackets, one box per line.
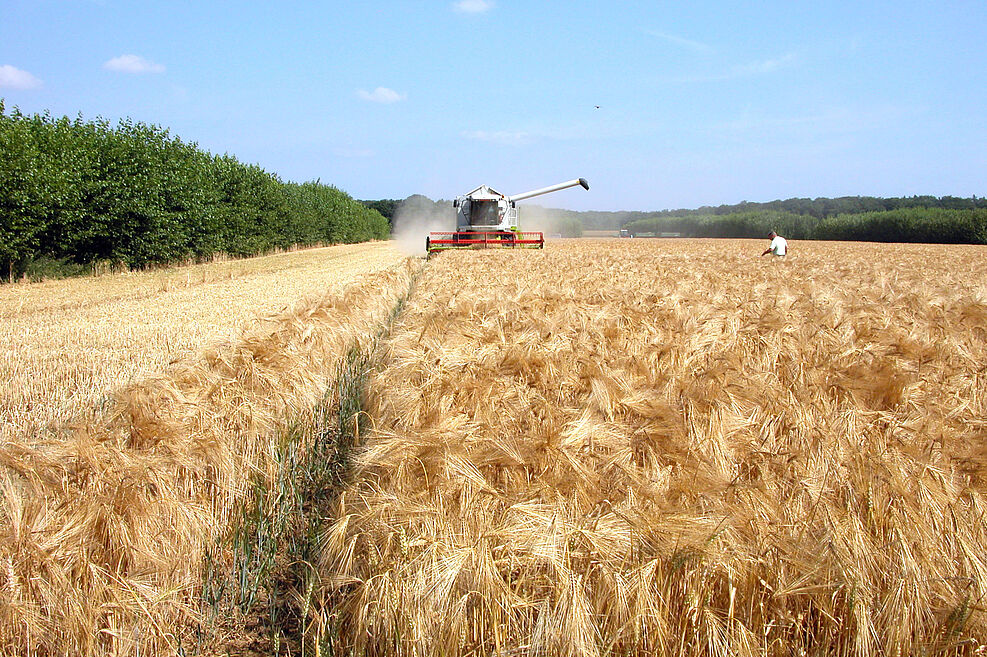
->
[426, 177, 589, 255]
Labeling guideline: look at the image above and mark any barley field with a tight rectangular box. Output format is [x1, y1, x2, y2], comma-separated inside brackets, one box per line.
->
[322, 239, 987, 656]
[3, 238, 987, 655]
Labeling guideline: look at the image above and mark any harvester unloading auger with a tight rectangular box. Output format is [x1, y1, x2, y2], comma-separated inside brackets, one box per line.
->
[426, 177, 589, 255]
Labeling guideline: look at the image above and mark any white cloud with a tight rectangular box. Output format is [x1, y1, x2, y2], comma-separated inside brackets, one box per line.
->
[357, 87, 406, 103]
[103, 54, 166, 74]
[643, 30, 712, 53]
[462, 130, 530, 146]
[452, 0, 494, 13]
[0, 65, 43, 90]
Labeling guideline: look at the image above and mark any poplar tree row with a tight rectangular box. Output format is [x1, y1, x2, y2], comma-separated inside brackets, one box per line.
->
[0, 101, 389, 280]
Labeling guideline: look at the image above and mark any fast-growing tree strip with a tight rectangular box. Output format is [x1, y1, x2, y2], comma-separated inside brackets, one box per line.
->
[0, 101, 389, 280]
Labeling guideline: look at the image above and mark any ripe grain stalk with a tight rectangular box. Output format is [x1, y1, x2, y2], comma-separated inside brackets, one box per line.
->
[197, 264, 420, 656]
[320, 240, 987, 656]
[0, 256, 421, 656]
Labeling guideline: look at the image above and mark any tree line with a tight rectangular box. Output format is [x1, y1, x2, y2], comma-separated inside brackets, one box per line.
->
[0, 101, 389, 281]
[618, 206, 987, 243]
[568, 196, 987, 243]
[576, 195, 987, 231]
[505, 196, 987, 244]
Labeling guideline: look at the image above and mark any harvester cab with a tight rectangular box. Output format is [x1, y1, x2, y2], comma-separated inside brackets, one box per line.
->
[426, 177, 589, 255]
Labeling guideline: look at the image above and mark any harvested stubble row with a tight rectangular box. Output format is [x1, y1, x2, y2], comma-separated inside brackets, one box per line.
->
[0, 257, 419, 655]
[323, 239, 987, 656]
[0, 242, 405, 446]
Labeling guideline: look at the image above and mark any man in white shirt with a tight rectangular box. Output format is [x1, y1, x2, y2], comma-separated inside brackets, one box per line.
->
[761, 231, 788, 257]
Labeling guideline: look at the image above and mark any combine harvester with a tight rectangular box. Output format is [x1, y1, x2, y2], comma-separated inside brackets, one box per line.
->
[426, 177, 589, 255]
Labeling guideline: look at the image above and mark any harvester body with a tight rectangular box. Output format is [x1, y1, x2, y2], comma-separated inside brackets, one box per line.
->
[426, 177, 588, 254]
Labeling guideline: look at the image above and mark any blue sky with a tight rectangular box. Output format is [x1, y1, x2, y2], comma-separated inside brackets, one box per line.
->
[1, 0, 984, 211]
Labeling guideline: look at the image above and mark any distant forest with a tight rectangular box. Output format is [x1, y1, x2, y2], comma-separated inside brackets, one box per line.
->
[578, 196, 987, 244]
[1, 102, 389, 281]
[364, 195, 987, 244]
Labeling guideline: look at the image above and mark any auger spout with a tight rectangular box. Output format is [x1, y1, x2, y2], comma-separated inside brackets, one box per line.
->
[508, 178, 589, 203]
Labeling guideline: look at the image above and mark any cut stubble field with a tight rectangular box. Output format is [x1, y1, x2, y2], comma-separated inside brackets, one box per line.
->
[0, 242, 405, 445]
[2, 238, 987, 656]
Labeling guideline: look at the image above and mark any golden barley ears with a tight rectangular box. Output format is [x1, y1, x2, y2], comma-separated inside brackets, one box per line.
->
[322, 240, 987, 656]
[0, 257, 419, 655]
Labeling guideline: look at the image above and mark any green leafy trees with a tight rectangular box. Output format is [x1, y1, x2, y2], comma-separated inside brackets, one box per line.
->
[0, 103, 390, 280]
[0, 103, 43, 279]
